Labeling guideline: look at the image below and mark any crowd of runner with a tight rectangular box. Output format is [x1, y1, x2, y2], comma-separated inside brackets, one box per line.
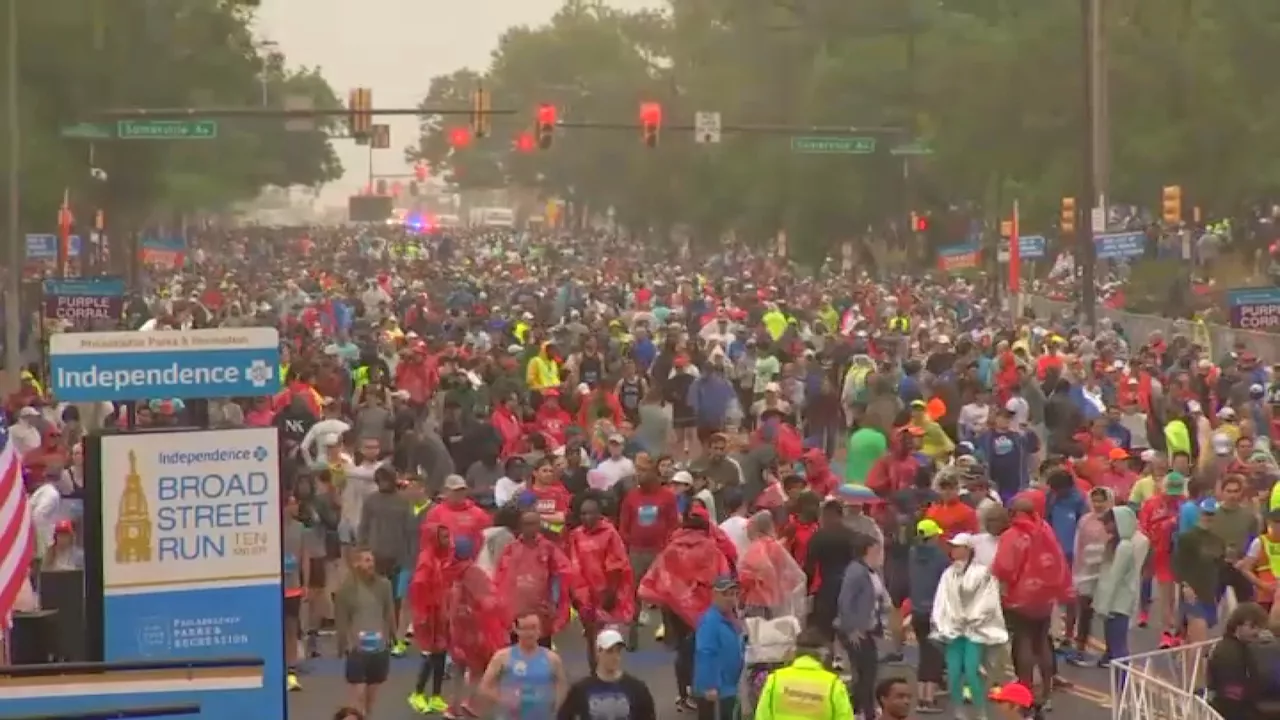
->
[19, 225, 1280, 720]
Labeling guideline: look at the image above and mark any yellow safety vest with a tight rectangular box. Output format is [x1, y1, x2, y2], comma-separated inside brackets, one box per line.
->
[353, 365, 370, 389]
[280, 362, 291, 384]
[888, 316, 910, 333]
[1262, 536, 1280, 581]
[757, 657, 854, 720]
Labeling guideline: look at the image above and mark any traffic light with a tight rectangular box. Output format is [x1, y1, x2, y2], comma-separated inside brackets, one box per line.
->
[414, 162, 428, 181]
[909, 212, 928, 233]
[515, 131, 537, 153]
[640, 102, 662, 148]
[536, 104, 556, 150]
[1060, 197, 1076, 235]
[375, 179, 387, 195]
[1162, 185, 1182, 225]
[348, 87, 372, 141]
[449, 126, 472, 149]
[472, 86, 491, 138]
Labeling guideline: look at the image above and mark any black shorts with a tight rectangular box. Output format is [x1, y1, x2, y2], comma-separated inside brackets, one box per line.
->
[1005, 609, 1052, 642]
[673, 415, 697, 430]
[344, 650, 390, 685]
[284, 596, 302, 619]
[307, 558, 327, 589]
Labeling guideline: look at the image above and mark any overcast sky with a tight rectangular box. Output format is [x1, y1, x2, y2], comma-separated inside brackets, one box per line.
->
[255, 0, 658, 201]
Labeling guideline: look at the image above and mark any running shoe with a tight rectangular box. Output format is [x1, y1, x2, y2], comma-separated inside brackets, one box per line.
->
[1158, 631, 1175, 649]
[391, 639, 409, 657]
[428, 695, 449, 713]
[408, 693, 430, 714]
[1137, 610, 1149, 628]
[287, 672, 302, 692]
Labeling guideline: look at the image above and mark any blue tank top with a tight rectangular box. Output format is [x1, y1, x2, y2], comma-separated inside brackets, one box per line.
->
[499, 646, 555, 720]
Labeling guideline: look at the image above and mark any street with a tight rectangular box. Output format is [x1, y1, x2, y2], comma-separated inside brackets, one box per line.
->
[284, 611, 1173, 719]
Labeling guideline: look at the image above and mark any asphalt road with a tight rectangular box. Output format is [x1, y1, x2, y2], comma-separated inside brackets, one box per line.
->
[284, 610, 1175, 719]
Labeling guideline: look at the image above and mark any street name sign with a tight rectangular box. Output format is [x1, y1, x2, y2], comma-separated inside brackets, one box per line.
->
[790, 136, 875, 154]
[116, 120, 218, 140]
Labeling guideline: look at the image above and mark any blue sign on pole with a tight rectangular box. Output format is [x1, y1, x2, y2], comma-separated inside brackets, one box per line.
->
[49, 327, 282, 402]
[99, 428, 284, 720]
[1094, 231, 1147, 260]
[25, 233, 81, 260]
[43, 277, 126, 297]
[1018, 235, 1047, 260]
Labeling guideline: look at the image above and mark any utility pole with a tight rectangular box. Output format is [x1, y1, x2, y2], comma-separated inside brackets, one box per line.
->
[5, 0, 21, 384]
[1079, 0, 1099, 329]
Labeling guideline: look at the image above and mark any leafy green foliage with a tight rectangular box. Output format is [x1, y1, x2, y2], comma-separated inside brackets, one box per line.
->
[410, 0, 1280, 260]
[2, 0, 342, 231]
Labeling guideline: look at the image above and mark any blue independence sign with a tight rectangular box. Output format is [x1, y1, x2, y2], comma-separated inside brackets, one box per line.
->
[1094, 231, 1147, 260]
[49, 327, 281, 402]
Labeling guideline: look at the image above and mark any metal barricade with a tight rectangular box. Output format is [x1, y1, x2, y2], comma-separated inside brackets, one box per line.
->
[1109, 639, 1223, 720]
[1026, 296, 1280, 359]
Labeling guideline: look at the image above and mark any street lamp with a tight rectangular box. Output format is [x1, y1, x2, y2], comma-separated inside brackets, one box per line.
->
[5, 0, 21, 381]
[258, 39, 279, 107]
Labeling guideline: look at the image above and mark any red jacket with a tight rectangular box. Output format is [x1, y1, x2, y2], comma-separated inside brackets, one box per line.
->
[619, 485, 680, 552]
[396, 357, 433, 405]
[991, 500, 1070, 618]
[534, 405, 573, 448]
[424, 499, 491, 550]
[490, 407, 523, 460]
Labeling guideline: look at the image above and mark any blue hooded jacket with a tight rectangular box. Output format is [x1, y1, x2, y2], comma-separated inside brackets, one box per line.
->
[1045, 487, 1088, 561]
[907, 542, 950, 615]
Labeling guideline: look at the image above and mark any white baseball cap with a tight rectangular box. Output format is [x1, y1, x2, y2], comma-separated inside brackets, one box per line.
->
[595, 629, 626, 650]
[948, 532, 976, 548]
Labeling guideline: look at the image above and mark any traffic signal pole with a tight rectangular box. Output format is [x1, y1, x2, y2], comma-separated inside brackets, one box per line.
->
[1079, 0, 1099, 329]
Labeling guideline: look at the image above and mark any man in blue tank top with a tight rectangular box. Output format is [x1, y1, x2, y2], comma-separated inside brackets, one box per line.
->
[479, 610, 568, 719]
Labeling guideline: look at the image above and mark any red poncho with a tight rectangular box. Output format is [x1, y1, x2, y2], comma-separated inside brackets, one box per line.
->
[425, 499, 491, 551]
[991, 493, 1071, 618]
[407, 525, 454, 652]
[493, 535, 575, 636]
[637, 527, 731, 627]
[446, 559, 508, 673]
[566, 519, 635, 626]
[738, 536, 807, 618]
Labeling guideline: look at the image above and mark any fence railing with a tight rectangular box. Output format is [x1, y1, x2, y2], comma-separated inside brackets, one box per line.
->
[1026, 296, 1280, 359]
[1109, 639, 1223, 720]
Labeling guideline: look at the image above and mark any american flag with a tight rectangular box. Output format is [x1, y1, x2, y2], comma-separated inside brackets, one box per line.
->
[0, 425, 33, 626]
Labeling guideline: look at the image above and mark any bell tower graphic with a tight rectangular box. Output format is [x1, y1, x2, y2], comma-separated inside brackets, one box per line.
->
[115, 450, 153, 563]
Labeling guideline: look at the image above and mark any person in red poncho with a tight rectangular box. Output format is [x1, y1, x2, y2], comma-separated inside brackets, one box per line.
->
[490, 392, 524, 460]
[424, 475, 491, 550]
[533, 389, 573, 448]
[493, 508, 575, 645]
[738, 511, 808, 619]
[406, 523, 454, 714]
[990, 491, 1071, 704]
[799, 448, 839, 498]
[441, 536, 506, 717]
[566, 497, 634, 670]
[637, 506, 731, 709]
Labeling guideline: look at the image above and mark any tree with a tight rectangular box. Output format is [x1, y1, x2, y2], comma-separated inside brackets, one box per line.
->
[409, 0, 1280, 261]
[1, 0, 343, 235]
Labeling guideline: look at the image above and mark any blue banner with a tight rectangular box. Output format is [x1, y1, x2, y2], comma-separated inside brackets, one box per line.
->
[43, 278, 127, 322]
[98, 429, 284, 720]
[48, 327, 281, 402]
[25, 233, 81, 260]
[1094, 231, 1146, 260]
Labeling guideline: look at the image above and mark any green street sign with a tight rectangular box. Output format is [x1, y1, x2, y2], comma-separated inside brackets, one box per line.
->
[60, 123, 114, 140]
[116, 119, 218, 140]
[790, 136, 876, 154]
[890, 141, 934, 156]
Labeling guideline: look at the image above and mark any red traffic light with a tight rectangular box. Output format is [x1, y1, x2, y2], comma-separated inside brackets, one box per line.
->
[414, 162, 428, 181]
[515, 131, 537, 153]
[914, 216, 929, 232]
[537, 104, 557, 126]
[640, 102, 662, 125]
[449, 127, 472, 148]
